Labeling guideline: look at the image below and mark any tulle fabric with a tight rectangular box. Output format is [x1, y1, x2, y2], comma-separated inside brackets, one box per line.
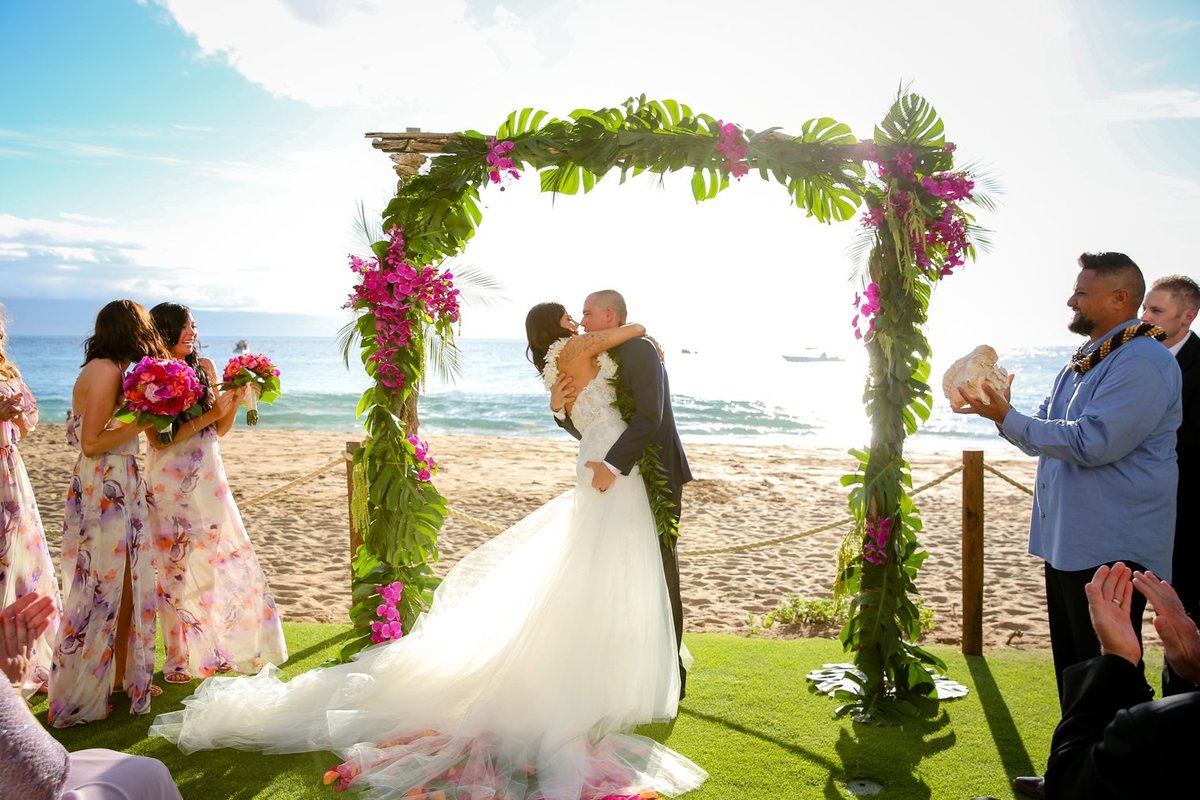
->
[150, 350, 705, 798]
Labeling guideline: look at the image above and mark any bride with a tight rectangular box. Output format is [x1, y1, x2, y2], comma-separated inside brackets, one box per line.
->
[149, 302, 707, 799]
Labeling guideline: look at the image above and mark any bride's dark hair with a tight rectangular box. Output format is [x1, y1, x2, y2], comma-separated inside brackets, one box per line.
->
[525, 302, 570, 374]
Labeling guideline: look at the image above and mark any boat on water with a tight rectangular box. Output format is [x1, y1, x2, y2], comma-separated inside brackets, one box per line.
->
[782, 351, 844, 363]
[233, 339, 249, 354]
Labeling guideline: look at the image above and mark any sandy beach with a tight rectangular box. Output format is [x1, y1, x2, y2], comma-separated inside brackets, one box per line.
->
[20, 424, 1068, 651]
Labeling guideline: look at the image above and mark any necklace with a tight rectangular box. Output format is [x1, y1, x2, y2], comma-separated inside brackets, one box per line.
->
[1070, 322, 1167, 374]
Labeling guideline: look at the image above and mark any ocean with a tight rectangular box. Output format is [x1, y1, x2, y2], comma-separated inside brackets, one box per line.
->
[5, 335, 1074, 452]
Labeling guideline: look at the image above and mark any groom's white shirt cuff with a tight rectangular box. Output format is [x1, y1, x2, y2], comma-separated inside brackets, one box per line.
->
[602, 461, 619, 475]
[552, 407, 567, 421]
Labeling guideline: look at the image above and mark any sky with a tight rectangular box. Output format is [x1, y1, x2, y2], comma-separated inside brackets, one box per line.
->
[2, 0, 1199, 359]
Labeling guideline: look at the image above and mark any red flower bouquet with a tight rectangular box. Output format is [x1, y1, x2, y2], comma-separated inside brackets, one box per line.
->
[114, 357, 205, 443]
[222, 353, 281, 425]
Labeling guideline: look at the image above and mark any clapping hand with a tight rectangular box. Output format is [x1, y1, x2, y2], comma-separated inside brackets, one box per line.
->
[1084, 563, 1142, 667]
[0, 393, 23, 422]
[1132, 570, 1200, 684]
[1, 592, 56, 691]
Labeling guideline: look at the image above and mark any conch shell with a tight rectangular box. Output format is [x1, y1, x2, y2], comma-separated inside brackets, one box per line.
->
[943, 345, 1009, 408]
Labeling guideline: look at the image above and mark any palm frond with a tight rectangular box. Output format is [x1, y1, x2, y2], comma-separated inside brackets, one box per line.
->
[958, 159, 1004, 215]
[424, 332, 464, 385]
[351, 200, 383, 253]
[337, 317, 359, 368]
[846, 227, 877, 272]
[443, 263, 506, 310]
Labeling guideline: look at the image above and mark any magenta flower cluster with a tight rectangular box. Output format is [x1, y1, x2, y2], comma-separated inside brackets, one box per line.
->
[714, 120, 749, 178]
[860, 146, 976, 280]
[406, 434, 436, 483]
[370, 581, 405, 644]
[121, 357, 204, 416]
[862, 516, 892, 566]
[487, 138, 521, 188]
[851, 282, 882, 341]
[346, 226, 461, 392]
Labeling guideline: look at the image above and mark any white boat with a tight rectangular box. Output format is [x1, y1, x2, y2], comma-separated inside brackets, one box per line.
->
[233, 339, 249, 354]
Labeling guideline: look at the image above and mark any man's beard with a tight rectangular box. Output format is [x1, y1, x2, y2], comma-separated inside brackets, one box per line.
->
[1068, 312, 1096, 336]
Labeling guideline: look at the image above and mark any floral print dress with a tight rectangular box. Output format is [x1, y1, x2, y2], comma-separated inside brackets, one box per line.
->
[147, 425, 286, 679]
[48, 414, 158, 728]
[0, 378, 61, 687]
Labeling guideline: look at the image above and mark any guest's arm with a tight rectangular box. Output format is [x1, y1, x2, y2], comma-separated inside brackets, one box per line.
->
[201, 358, 240, 438]
[144, 389, 238, 450]
[10, 383, 38, 440]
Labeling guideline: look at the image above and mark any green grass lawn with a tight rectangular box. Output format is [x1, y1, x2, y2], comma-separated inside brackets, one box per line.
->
[33, 624, 1166, 800]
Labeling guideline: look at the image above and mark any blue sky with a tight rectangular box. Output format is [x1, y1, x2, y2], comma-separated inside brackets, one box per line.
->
[2, 0, 1199, 356]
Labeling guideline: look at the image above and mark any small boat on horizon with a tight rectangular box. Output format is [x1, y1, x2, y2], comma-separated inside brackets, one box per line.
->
[782, 351, 844, 363]
[233, 339, 249, 354]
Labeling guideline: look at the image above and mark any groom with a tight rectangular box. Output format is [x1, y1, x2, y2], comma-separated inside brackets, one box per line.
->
[550, 289, 692, 699]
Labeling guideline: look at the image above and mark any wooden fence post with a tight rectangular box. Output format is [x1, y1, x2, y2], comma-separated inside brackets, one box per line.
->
[962, 450, 984, 656]
[346, 441, 362, 577]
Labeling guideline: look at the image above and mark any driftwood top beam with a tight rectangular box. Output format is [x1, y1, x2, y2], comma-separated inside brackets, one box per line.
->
[366, 127, 936, 181]
[366, 129, 456, 178]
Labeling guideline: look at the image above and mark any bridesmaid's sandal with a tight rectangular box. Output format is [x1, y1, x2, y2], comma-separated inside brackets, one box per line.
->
[164, 672, 193, 684]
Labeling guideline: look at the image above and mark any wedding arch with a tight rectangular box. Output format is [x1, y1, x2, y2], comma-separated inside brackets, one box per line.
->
[344, 93, 988, 721]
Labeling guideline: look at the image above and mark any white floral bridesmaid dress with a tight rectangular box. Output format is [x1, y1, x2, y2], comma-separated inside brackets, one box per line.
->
[146, 424, 286, 681]
[0, 377, 62, 690]
[49, 413, 159, 727]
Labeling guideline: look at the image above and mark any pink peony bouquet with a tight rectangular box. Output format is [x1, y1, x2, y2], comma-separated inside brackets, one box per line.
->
[222, 353, 281, 426]
[114, 357, 205, 443]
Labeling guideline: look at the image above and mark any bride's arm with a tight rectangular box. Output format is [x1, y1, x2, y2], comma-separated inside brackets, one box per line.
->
[558, 323, 646, 366]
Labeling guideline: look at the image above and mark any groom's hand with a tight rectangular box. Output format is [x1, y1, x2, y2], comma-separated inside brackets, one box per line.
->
[585, 461, 616, 493]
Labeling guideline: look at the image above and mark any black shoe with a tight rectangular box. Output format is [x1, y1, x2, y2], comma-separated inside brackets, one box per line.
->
[1011, 776, 1045, 800]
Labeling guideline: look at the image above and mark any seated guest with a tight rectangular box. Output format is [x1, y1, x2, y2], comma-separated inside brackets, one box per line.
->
[1043, 563, 1200, 799]
[1, 592, 184, 800]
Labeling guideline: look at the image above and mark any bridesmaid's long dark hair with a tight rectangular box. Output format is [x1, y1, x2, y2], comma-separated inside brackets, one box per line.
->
[525, 302, 569, 374]
[82, 299, 169, 366]
[150, 303, 215, 433]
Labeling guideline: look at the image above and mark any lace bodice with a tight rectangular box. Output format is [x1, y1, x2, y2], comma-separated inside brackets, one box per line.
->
[542, 338, 624, 439]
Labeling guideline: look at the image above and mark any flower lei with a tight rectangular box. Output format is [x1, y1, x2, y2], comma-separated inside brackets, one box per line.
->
[345, 226, 461, 393]
[1070, 322, 1167, 374]
[606, 349, 678, 550]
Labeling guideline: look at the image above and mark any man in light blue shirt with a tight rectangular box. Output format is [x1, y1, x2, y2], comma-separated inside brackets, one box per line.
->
[956, 252, 1181, 799]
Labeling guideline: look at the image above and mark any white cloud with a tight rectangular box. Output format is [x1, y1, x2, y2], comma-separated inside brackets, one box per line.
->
[154, 0, 544, 113]
[1101, 89, 1200, 120]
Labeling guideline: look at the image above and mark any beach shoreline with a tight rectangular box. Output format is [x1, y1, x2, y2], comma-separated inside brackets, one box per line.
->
[20, 424, 1094, 651]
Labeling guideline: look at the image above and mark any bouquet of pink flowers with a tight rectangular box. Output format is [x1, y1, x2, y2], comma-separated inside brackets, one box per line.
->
[114, 357, 205, 443]
[222, 352, 281, 425]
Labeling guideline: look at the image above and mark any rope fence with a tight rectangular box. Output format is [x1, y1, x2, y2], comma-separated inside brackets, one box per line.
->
[239, 448, 1031, 559]
[243, 445, 1031, 655]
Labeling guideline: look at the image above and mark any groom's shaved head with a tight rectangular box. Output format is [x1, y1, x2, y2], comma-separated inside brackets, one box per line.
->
[588, 290, 627, 324]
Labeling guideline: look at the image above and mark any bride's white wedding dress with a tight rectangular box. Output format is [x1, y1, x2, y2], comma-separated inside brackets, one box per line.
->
[149, 341, 706, 799]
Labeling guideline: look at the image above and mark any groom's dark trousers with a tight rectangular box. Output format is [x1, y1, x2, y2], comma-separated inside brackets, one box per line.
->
[557, 336, 691, 699]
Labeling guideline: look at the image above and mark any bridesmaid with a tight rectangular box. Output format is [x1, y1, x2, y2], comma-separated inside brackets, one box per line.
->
[0, 304, 62, 693]
[146, 303, 286, 684]
[48, 299, 169, 728]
